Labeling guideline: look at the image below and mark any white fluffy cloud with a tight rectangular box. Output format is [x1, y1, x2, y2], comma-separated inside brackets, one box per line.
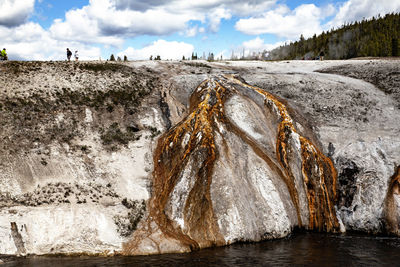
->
[0, 0, 35, 27]
[236, 0, 400, 40]
[0, 22, 101, 60]
[208, 7, 231, 32]
[222, 37, 287, 59]
[328, 0, 400, 28]
[2, 0, 400, 61]
[115, 0, 276, 16]
[49, 2, 124, 47]
[47, 0, 278, 44]
[235, 4, 327, 39]
[47, 0, 199, 45]
[183, 26, 205, 37]
[118, 39, 194, 60]
[242, 37, 286, 52]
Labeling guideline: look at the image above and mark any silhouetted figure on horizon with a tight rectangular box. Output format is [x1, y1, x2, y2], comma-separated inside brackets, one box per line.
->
[66, 48, 72, 61]
[319, 51, 325, 61]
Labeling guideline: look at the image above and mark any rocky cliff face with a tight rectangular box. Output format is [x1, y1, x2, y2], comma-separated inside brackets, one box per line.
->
[0, 60, 399, 256]
[0, 61, 163, 255]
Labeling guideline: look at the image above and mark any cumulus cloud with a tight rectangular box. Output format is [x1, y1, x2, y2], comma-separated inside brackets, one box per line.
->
[183, 25, 205, 37]
[114, 0, 167, 12]
[47, 0, 198, 44]
[235, 0, 399, 40]
[115, 0, 276, 16]
[47, 0, 278, 44]
[207, 7, 231, 32]
[0, 0, 35, 27]
[242, 37, 286, 52]
[118, 39, 194, 60]
[98, 9, 192, 37]
[3, 0, 399, 61]
[328, 0, 400, 28]
[224, 37, 287, 59]
[0, 22, 101, 60]
[49, 1, 124, 47]
[235, 4, 328, 39]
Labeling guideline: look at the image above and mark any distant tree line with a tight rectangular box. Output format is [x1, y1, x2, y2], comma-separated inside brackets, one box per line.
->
[181, 52, 216, 61]
[109, 54, 128, 61]
[149, 55, 161, 60]
[268, 13, 400, 60]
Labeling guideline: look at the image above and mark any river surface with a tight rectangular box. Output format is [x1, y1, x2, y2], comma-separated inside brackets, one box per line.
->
[1, 232, 400, 266]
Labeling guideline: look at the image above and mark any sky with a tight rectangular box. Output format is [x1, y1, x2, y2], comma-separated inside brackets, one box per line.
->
[1, 0, 400, 60]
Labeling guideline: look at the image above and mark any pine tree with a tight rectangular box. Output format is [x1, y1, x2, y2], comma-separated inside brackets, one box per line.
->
[207, 53, 214, 61]
[110, 54, 115, 61]
[392, 38, 399, 56]
[267, 12, 400, 60]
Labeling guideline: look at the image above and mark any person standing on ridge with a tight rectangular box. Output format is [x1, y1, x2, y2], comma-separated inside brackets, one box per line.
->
[74, 50, 79, 62]
[1, 48, 7, 60]
[66, 48, 72, 61]
[319, 51, 325, 61]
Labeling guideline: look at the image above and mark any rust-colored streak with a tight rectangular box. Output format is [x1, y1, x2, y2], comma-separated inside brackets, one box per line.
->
[384, 166, 400, 235]
[299, 137, 339, 231]
[228, 75, 339, 232]
[275, 121, 303, 227]
[125, 75, 340, 254]
[142, 79, 226, 252]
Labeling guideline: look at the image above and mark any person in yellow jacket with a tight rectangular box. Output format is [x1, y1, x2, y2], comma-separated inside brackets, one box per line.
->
[0, 48, 7, 60]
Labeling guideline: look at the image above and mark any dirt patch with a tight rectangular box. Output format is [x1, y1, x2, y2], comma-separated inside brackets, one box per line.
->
[0, 61, 161, 154]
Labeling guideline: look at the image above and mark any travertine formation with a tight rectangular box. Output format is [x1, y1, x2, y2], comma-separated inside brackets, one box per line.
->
[124, 75, 339, 254]
[0, 60, 399, 256]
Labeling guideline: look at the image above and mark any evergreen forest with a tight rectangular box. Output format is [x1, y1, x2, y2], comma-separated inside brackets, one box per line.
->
[267, 13, 400, 60]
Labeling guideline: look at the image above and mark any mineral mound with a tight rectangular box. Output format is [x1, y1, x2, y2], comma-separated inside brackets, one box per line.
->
[0, 59, 399, 256]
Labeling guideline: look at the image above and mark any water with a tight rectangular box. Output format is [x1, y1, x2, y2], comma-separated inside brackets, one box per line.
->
[2, 232, 400, 266]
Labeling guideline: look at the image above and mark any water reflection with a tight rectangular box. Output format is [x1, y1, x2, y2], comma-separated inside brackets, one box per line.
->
[2, 232, 400, 266]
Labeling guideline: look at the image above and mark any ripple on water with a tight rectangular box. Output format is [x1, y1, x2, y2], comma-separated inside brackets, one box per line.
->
[1, 232, 400, 266]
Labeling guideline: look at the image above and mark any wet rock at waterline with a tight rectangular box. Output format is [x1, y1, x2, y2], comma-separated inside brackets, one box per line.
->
[0, 60, 399, 256]
[384, 166, 400, 235]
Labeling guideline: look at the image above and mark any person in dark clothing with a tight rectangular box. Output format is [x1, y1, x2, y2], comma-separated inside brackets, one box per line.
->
[319, 51, 325, 61]
[66, 48, 72, 61]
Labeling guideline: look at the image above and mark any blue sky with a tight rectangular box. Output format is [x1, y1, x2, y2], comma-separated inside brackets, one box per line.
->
[1, 0, 400, 60]
[32, 1, 88, 28]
